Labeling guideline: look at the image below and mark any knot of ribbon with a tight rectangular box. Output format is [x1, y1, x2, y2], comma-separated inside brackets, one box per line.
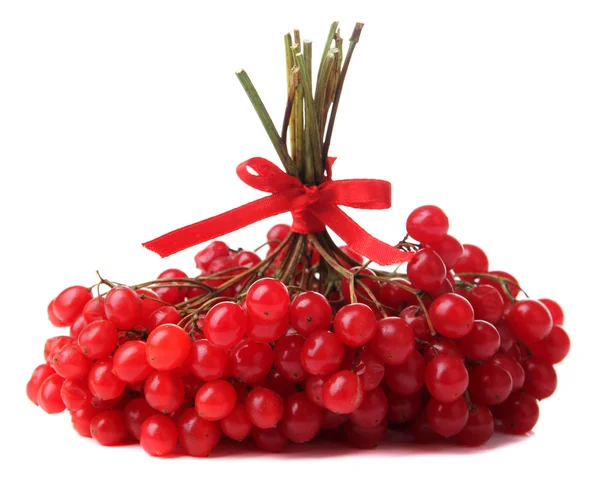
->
[143, 157, 413, 266]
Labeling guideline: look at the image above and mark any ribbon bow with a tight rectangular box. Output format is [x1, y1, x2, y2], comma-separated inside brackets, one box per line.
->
[143, 157, 413, 266]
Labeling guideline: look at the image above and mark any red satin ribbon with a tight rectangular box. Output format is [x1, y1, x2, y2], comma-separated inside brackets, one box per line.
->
[143, 157, 413, 266]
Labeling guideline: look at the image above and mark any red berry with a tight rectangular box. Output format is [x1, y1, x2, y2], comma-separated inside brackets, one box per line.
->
[77, 319, 118, 359]
[400, 305, 435, 342]
[495, 393, 539, 434]
[412, 412, 444, 444]
[522, 357, 557, 400]
[70, 404, 98, 437]
[344, 419, 388, 449]
[195, 240, 230, 271]
[48, 300, 69, 328]
[426, 396, 469, 437]
[246, 278, 290, 322]
[140, 414, 178, 457]
[354, 348, 385, 392]
[136, 288, 165, 328]
[178, 407, 221, 456]
[334, 303, 377, 347]
[26, 364, 56, 405]
[384, 349, 425, 395]
[44, 335, 73, 364]
[407, 248, 447, 292]
[387, 392, 422, 424]
[70, 315, 90, 339]
[300, 330, 344, 375]
[53, 286, 92, 325]
[146, 323, 191, 371]
[113, 340, 153, 382]
[230, 339, 274, 383]
[37, 374, 66, 414]
[105, 286, 142, 330]
[220, 403, 252, 441]
[289, 291, 332, 336]
[349, 386, 388, 428]
[153, 268, 188, 305]
[507, 299, 553, 342]
[204, 301, 247, 349]
[485, 270, 520, 303]
[539, 298, 564, 326]
[233, 250, 261, 268]
[406, 205, 449, 244]
[265, 369, 297, 399]
[529, 325, 570, 364]
[496, 318, 517, 353]
[53, 344, 92, 379]
[380, 280, 417, 310]
[427, 235, 464, 270]
[425, 355, 469, 403]
[280, 392, 324, 443]
[322, 370, 364, 414]
[246, 387, 284, 429]
[195, 379, 237, 421]
[305, 375, 326, 408]
[60, 378, 91, 411]
[455, 403, 494, 446]
[123, 398, 158, 441]
[455, 244, 489, 275]
[246, 311, 288, 343]
[466, 285, 504, 324]
[88, 358, 126, 401]
[322, 409, 348, 429]
[186, 339, 227, 381]
[368, 317, 415, 365]
[423, 338, 465, 363]
[251, 426, 287, 452]
[145, 306, 181, 332]
[267, 224, 291, 249]
[274, 334, 308, 382]
[144, 370, 185, 413]
[429, 293, 474, 339]
[489, 353, 525, 392]
[83, 297, 106, 323]
[469, 360, 513, 405]
[90, 410, 128, 446]
[458, 320, 501, 361]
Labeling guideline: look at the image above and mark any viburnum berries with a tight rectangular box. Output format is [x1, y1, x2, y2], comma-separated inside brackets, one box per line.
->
[28, 21, 570, 459]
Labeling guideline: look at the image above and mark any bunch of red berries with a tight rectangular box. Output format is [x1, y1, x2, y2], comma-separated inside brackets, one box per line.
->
[26, 204, 570, 456]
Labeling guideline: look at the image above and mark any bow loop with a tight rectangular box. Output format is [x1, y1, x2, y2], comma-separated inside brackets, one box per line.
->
[236, 157, 301, 193]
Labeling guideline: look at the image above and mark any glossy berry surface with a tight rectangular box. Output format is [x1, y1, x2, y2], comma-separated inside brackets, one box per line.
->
[204, 302, 247, 349]
[146, 324, 191, 371]
[195, 380, 236, 421]
[322, 370, 364, 414]
[425, 356, 469, 403]
[368, 317, 415, 365]
[289, 291, 332, 336]
[406, 205, 449, 244]
[333, 303, 377, 347]
[140, 414, 178, 456]
[300, 330, 344, 375]
[429, 293, 474, 339]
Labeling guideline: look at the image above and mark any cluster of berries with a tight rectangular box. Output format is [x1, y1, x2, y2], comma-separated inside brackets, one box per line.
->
[26, 205, 569, 456]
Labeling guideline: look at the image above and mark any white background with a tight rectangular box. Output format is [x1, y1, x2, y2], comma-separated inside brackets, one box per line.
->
[1, 1, 598, 483]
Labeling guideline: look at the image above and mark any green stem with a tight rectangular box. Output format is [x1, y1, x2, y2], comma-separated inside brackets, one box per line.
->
[317, 21, 339, 84]
[315, 51, 336, 138]
[322, 22, 364, 161]
[236, 69, 296, 175]
[296, 53, 323, 184]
